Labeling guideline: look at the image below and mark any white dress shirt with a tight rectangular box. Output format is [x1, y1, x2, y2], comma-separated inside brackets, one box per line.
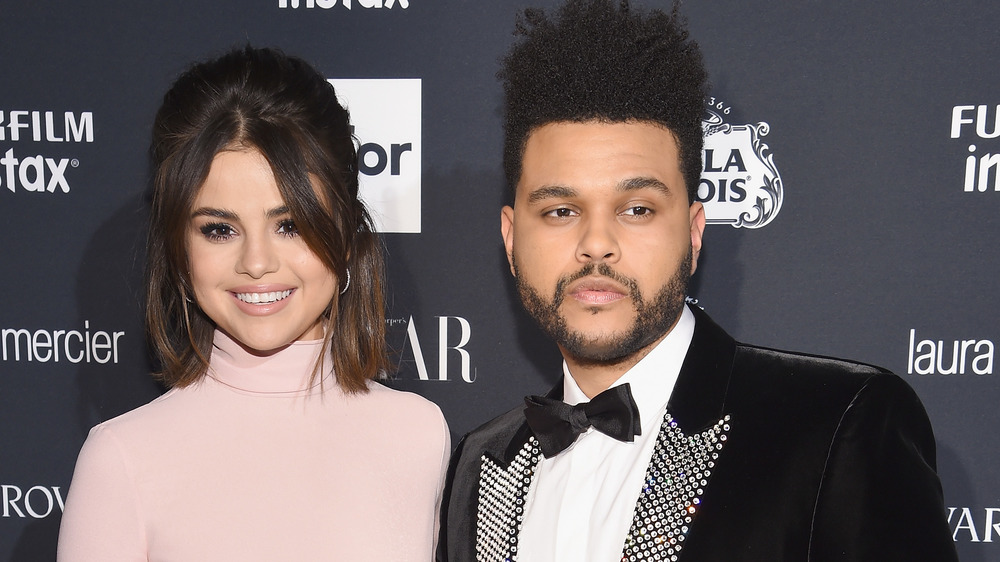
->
[517, 306, 696, 562]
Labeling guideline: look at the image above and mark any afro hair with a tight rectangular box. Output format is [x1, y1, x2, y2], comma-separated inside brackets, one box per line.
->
[499, 0, 709, 203]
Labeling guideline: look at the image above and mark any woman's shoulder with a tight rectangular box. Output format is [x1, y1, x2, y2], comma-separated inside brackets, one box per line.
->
[361, 381, 451, 456]
[362, 381, 446, 421]
[85, 384, 203, 445]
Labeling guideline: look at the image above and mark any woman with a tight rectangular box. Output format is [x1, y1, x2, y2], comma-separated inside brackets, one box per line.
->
[57, 47, 450, 561]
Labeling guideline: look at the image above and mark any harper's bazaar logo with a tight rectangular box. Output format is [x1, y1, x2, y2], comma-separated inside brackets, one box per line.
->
[388, 315, 475, 383]
[949, 507, 1000, 543]
[698, 98, 783, 229]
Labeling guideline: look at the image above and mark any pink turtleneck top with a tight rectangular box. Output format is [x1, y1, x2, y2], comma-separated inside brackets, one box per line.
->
[57, 331, 450, 561]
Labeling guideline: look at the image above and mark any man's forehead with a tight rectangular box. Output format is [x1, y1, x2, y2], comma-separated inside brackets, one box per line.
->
[516, 120, 682, 200]
[524, 177, 672, 204]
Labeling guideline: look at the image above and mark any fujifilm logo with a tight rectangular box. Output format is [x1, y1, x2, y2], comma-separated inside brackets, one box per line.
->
[279, 0, 408, 8]
[951, 105, 999, 192]
[1, 148, 79, 193]
[0, 111, 94, 143]
[0, 110, 93, 194]
[330, 79, 421, 233]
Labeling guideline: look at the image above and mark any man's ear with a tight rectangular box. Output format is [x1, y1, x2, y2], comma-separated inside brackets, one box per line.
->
[500, 205, 516, 276]
[689, 201, 706, 275]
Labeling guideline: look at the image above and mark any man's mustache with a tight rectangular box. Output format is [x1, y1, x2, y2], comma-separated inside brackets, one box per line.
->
[552, 263, 640, 308]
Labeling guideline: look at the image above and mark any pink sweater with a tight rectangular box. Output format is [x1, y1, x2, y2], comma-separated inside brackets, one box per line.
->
[57, 331, 450, 561]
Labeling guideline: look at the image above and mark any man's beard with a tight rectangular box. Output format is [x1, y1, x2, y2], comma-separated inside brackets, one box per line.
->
[514, 249, 692, 367]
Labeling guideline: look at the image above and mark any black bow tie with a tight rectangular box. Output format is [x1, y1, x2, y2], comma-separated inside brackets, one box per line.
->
[523, 383, 642, 458]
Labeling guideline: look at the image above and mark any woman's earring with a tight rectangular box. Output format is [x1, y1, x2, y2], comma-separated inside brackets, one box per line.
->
[340, 269, 351, 295]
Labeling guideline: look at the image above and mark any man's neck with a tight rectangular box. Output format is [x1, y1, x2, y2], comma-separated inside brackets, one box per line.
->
[560, 332, 669, 399]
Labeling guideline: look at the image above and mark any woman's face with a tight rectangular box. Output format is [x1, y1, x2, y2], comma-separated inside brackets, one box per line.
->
[187, 148, 338, 354]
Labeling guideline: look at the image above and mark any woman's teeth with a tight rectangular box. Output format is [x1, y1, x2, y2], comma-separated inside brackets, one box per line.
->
[235, 290, 292, 304]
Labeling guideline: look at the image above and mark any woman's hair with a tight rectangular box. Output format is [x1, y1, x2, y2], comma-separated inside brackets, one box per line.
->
[146, 46, 388, 393]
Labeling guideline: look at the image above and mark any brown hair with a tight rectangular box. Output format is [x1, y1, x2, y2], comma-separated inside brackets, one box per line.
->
[146, 46, 388, 393]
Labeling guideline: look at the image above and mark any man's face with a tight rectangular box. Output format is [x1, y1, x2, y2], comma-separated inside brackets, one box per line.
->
[501, 120, 705, 366]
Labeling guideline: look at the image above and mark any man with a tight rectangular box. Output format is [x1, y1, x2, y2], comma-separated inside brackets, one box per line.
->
[437, 1, 958, 560]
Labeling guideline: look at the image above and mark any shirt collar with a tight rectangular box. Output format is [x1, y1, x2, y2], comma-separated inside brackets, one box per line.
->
[562, 305, 696, 433]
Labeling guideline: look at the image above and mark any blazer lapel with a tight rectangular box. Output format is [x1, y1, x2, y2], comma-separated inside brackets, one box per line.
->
[474, 384, 560, 561]
[667, 304, 737, 431]
[622, 305, 737, 560]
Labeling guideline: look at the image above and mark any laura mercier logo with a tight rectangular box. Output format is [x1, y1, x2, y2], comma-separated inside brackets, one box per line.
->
[951, 105, 999, 192]
[1, 320, 125, 364]
[0, 110, 93, 194]
[330, 79, 421, 233]
[698, 97, 783, 229]
[906, 328, 994, 375]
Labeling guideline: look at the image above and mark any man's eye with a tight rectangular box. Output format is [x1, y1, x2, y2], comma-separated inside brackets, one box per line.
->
[546, 208, 576, 218]
[277, 219, 299, 236]
[623, 206, 652, 216]
[200, 223, 234, 241]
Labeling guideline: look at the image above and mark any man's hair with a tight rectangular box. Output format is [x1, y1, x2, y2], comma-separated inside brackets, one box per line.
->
[146, 46, 389, 393]
[499, 0, 708, 203]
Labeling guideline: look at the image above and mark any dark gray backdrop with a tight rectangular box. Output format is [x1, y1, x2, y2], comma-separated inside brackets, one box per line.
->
[2, 1, 997, 560]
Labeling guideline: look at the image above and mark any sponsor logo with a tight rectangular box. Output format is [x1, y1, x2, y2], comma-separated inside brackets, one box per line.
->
[330, 79, 420, 233]
[907, 328, 994, 375]
[699, 97, 783, 228]
[950, 105, 999, 192]
[388, 315, 475, 383]
[0, 110, 93, 194]
[1, 321, 126, 364]
[279, 0, 409, 10]
[1, 485, 65, 519]
[949, 507, 1000, 542]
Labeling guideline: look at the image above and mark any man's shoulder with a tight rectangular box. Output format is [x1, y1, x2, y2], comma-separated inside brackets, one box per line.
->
[727, 341, 920, 409]
[453, 403, 528, 459]
[733, 341, 891, 379]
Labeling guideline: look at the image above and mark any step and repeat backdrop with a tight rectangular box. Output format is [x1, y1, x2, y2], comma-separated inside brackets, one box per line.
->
[2, 1, 998, 560]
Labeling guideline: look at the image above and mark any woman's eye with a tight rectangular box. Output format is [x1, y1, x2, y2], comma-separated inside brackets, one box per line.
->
[277, 219, 299, 236]
[200, 223, 234, 241]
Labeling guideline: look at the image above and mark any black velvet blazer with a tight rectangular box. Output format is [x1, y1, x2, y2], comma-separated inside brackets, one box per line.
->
[437, 305, 958, 561]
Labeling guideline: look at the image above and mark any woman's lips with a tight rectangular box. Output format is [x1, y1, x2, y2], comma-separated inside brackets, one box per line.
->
[234, 289, 292, 304]
[229, 286, 296, 315]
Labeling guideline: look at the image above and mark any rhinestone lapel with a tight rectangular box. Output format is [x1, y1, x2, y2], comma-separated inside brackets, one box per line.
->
[475, 437, 542, 562]
[622, 413, 732, 561]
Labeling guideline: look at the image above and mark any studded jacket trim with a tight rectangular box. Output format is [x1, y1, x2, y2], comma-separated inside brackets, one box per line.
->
[473, 413, 731, 561]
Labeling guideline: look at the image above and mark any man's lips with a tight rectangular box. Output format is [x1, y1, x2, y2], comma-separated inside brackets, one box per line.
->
[566, 277, 629, 305]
